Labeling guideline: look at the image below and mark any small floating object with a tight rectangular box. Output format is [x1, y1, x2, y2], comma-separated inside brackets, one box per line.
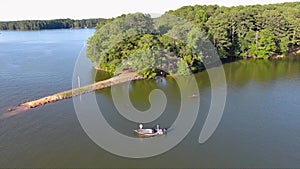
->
[188, 94, 199, 98]
[134, 124, 167, 137]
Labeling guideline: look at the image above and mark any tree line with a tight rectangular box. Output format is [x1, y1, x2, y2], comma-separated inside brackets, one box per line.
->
[86, 2, 300, 77]
[0, 18, 106, 30]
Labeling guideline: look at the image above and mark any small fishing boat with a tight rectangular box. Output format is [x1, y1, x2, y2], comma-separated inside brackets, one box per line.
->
[134, 124, 167, 137]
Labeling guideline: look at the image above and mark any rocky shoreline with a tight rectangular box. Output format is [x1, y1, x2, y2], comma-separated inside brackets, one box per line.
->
[271, 48, 300, 59]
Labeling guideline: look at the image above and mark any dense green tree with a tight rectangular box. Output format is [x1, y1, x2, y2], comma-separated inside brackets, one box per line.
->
[248, 29, 276, 59]
[86, 13, 156, 68]
[177, 59, 191, 75]
[241, 30, 256, 57]
[206, 11, 232, 58]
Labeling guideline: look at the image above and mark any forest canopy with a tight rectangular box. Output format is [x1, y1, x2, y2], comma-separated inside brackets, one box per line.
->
[166, 2, 300, 58]
[86, 2, 300, 77]
[86, 13, 208, 78]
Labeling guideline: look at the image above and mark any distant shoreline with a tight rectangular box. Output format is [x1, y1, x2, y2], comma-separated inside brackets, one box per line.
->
[0, 18, 106, 31]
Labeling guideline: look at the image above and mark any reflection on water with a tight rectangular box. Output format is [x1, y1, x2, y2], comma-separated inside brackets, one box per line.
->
[225, 57, 300, 85]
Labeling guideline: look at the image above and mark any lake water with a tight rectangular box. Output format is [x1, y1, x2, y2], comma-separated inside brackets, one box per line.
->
[1, 30, 300, 168]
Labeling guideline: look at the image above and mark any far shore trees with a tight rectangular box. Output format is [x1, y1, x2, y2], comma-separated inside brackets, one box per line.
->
[0, 18, 106, 30]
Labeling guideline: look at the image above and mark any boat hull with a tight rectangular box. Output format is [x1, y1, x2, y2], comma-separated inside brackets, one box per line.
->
[134, 129, 163, 137]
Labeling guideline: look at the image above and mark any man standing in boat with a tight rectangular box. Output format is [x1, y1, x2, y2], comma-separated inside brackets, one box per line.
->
[139, 123, 143, 132]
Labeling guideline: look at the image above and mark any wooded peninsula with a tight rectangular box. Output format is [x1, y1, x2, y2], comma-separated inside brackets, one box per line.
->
[86, 2, 300, 78]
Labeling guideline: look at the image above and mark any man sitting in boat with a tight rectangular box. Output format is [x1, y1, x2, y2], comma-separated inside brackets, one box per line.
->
[154, 124, 164, 135]
[158, 125, 164, 135]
